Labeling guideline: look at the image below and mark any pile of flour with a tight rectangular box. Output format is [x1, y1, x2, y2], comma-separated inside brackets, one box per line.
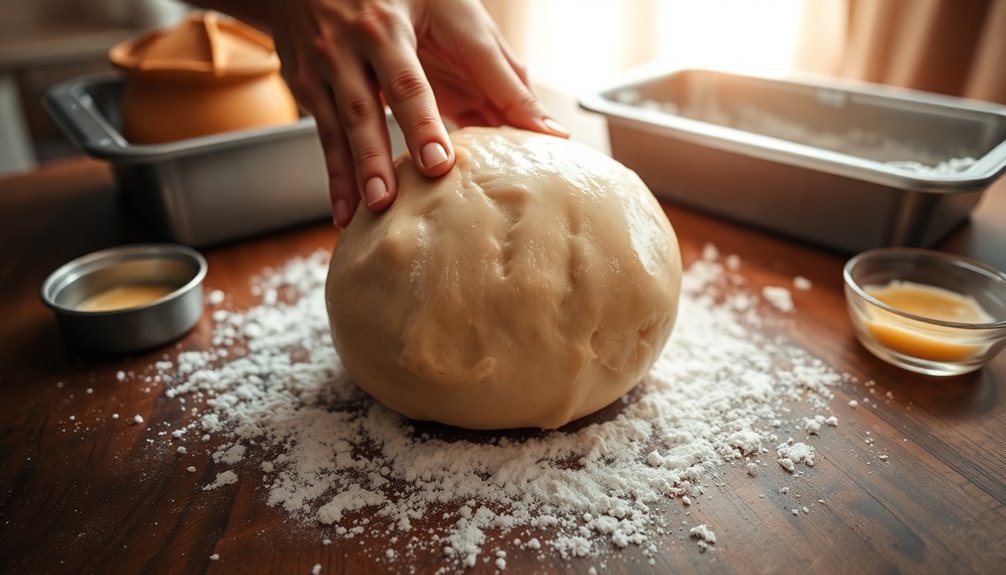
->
[145, 245, 844, 570]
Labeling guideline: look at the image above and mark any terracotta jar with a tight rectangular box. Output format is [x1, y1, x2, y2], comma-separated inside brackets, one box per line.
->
[109, 12, 299, 144]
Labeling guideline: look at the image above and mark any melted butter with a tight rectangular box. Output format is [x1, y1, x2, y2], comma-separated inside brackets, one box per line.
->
[864, 281, 992, 362]
[78, 284, 177, 312]
[867, 281, 991, 323]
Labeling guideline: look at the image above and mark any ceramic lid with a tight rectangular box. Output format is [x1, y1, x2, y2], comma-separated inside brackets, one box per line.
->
[109, 12, 280, 78]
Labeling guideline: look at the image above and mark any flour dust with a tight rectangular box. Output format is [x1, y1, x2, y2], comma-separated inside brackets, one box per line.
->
[132, 245, 851, 571]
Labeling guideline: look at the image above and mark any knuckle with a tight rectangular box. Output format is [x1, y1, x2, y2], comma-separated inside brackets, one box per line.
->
[318, 129, 342, 149]
[312, 35, 338, 60]
[355, 144, 383, 165]
[340, 96, 381, 129]
[311, 21, 349, 63]
[402, 114, 442, 140]
[385, 69, 429, 104]
[353, 5, 408, 43]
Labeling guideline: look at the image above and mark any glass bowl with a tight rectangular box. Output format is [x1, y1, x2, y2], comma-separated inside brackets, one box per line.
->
[843, 248, 1006, 376]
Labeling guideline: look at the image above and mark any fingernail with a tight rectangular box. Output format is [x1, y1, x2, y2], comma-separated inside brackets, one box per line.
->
[364, 177, 388, 207]
[543, 117, 568, 135]
[334, 198, 349, 227]
[420, 142, 449, 169]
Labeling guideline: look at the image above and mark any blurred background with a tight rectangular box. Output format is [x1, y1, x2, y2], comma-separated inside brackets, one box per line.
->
[1, 0, 1003, 175]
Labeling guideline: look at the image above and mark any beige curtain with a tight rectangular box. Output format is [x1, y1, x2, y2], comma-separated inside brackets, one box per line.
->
[796, 0, 1006, 104]
[487, 0, 1006, 104]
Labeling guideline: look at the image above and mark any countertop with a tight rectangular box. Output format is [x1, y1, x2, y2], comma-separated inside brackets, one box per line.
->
[1, 96, 1005, 573]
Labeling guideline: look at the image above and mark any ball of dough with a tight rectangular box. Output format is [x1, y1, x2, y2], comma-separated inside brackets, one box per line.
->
[326, 127, 681, 429]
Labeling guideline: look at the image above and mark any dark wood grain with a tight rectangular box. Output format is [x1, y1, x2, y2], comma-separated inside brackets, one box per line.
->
[2, 149, 1005, 573]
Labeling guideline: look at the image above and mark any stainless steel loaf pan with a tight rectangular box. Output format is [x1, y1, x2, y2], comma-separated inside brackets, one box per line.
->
[580, 68, 1006, 253]
[45, 73, 406, 246]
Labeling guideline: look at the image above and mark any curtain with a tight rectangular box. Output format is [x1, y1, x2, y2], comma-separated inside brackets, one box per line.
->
[796, 0, 1006, 104]
[485, 0, 1006, 104]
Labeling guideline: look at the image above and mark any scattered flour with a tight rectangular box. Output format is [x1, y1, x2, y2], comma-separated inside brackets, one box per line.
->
[689, 524, 717, 552]
[885, 156, 977, 174]
[204, 470, 239, 491]
[777, 439, 816, 473]
[207, 289, 226, 306]
[762, 286, 795, 313]
[144, 247, 845, 570]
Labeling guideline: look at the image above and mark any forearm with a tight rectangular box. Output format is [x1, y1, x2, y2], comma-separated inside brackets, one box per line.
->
[185, 0, 271, 31]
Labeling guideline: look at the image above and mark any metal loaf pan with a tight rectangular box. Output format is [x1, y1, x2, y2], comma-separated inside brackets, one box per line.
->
[45, 73, 406, 246]
[579, 68, 1006, 253]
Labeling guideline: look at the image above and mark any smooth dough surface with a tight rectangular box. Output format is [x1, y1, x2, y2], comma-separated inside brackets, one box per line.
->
[326, 127, 681, 429]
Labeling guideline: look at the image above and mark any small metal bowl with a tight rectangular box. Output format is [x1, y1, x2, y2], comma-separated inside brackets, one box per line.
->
[844, 248, 1006, 376]
[41, 244, 207, 354]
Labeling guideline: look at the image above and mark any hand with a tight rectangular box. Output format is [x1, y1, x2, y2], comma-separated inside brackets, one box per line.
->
[264, 0, 568, 227]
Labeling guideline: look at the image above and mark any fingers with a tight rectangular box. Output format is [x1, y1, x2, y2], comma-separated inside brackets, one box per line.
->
[313, 7, 454, 224]
[271, 0, 562, 229]
[359, 20, 455, 178]
[300, 78, 358, 228]
[326, 49, 398, 214]
[268, 5, 362, 228]
[468, 36, 568, 138]
[427, 72, 504, 126]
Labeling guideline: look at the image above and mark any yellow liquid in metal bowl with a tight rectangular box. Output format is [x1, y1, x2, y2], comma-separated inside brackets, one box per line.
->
[77, 284, 177, 312]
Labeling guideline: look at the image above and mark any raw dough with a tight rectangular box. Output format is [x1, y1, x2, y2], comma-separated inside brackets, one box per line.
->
[326, 127, 681, 429]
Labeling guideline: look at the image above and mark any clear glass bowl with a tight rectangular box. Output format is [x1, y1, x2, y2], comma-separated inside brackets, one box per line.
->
[843, 248, 1006, 376]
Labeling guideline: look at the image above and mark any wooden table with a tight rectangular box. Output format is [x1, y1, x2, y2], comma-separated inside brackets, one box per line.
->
[2, 132, 1006, 572]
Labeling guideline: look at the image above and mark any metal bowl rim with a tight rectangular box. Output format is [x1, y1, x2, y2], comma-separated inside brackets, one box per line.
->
[40, 243, 208, 316]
